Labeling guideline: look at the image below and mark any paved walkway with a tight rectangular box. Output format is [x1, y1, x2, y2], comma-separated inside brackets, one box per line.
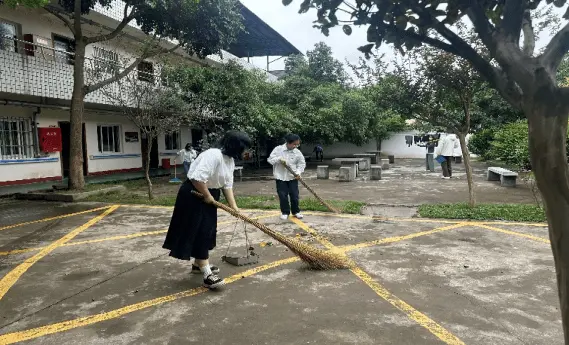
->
[0, 200, 560, 344]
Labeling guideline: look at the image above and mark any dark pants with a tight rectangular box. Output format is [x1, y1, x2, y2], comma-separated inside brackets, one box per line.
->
[315, 151, 323, 161]
[276, 179, 300, 215]
[441, 156, 453, 177]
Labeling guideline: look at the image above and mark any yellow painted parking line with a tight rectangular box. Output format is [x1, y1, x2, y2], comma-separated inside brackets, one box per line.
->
[289, 217, 335, 249]
[476, 224, 550, 244]
[0, 206, 112, 232]
[292, 218, 465, 345]
[0, 214, 280, 257]
[351, 267, 466, 345]
[341, 223, 468, 252]
[118, 204, 278, 214]
[0, 206, 120, 301]
[0, 256, 300, 345]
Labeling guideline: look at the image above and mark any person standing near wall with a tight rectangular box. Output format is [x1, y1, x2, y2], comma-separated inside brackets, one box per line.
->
[435, 134, 459, 179]
[178, 143, 197, 176]
[268, 134, 306, 220]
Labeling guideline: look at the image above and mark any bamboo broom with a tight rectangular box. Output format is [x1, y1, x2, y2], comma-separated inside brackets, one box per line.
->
[281, 160, 340, 214]
[192, 191, 351, 270]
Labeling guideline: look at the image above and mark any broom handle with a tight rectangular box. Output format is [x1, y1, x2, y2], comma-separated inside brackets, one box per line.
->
[191, 191, 293, 244]
[281, 161, 340, 214]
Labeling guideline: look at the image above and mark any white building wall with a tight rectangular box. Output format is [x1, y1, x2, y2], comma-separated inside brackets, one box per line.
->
[0, 106, 62, 184]
[300, 131, 465, 159]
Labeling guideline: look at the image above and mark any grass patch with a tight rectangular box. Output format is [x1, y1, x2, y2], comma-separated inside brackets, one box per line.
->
[84, 191, 365, 214]
[418, 203, 546, 222]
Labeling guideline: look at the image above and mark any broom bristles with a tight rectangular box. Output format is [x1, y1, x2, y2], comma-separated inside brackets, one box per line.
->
[191, 191, 350, 270]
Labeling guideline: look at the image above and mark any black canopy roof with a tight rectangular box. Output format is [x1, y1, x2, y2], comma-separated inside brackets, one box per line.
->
[226, 2, 302, 58]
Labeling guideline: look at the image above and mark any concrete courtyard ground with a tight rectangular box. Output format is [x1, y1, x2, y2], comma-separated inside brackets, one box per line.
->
[0, 199, 560, 344]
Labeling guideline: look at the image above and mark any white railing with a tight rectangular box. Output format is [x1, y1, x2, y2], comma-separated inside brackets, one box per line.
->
[0, 35, 277, 106]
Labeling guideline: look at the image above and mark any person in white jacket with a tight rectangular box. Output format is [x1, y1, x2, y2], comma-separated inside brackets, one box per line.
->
[435, 134, 459, 179]
[178, 143, 197, 176]
[268, 134, 306, 220]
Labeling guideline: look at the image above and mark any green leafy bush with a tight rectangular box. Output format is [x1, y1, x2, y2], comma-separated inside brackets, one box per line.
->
[468, 127, 496, 160]
[489, 121, 531, 169]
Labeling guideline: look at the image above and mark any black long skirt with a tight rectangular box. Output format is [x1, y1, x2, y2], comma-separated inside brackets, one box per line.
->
[162, 180, 221, 260]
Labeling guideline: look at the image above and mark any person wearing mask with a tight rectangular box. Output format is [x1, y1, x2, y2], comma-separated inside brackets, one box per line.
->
[163, 131, 251, 289]
[435, 133, 459, 179]
[268, 134, 306, 220]
[178, 143, 197, 176]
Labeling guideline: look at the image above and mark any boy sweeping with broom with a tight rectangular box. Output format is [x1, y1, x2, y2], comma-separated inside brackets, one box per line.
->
[268, 134, 306, 221]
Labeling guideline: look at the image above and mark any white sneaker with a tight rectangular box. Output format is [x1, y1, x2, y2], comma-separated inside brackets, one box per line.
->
[280, 214, 288, 220]
[294, 213, 304, 219]
[441, 176, 450, 180]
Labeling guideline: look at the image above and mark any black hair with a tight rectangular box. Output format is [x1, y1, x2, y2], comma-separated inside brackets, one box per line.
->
[218, 130, 252, 160]
[284, 133, 301, 144]
[185, 143, 191, 150]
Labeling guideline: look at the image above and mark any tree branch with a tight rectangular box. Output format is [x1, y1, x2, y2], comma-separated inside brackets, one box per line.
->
[499, 0, 525, 44]
[44, 6, 75, 36]
[541, 22, 569, 74]
[86, 4, 135, 44]
[521, 10, 535, 56]
[463, 2, 498, 54]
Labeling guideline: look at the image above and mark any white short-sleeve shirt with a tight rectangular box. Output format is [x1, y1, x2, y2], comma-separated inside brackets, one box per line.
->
[187, 148, 235, 189]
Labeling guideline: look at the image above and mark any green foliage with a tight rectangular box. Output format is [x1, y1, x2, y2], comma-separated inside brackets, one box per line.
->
[488, 121, 531, 169]
[418, 203, 546, 222]
[468, 127, 496, 161]
[3, 0, 49, 7]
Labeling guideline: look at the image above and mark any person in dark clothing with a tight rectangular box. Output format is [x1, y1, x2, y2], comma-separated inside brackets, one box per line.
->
[163, 130, 252, 289]
[313, 144, 324, 162]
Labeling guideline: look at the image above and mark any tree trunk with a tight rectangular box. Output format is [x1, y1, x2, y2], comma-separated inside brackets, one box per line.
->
[145, 137, 154, 200]
[525, 101, 569, 343]
[68, 40, 86, 190]
[376, 139, 382, 151]
[457, 132, 475, 207]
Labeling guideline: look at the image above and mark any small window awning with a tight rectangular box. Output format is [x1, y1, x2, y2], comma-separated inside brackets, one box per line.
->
[226, 2, 302, 58]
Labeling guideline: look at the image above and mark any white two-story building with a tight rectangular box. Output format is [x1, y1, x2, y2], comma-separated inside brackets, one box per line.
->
[0, 1, 300, 186]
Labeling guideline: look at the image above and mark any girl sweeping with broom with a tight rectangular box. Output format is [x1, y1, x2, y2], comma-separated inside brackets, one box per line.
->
[163, 130, 252, 289]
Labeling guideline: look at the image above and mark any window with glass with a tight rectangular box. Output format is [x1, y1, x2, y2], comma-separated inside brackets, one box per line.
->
[97, 125, 121, 153]
[0, 21, 17, 52]
[137, 61, 154, 83]
[0, 117, 35, 159]
[165, 130, 181, 150]
[53, 35, 74, 65]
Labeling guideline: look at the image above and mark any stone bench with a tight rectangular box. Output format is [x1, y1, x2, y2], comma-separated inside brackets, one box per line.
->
[317, 165, 329, 179]
[234, 166, 243, 182]
[370, 165, 382, 180]
[354, 153, 377, 164]
[366, 151, 381, 165]
[380, 158, 390, 170]
[487, 167, 518, 187]
[333, 158, 369, 172]
[338, 166, 353, 182]
[388, 155, 395, 164]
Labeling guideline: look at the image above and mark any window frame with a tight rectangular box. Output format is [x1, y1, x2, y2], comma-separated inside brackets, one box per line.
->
[164, 130, 181, 151]
[0, 18, 21, 53]
[137, 60, 155, 83]
[96, 124, 122, 154]
[0, 117, 35, 159]
[52, 33, 75, 65]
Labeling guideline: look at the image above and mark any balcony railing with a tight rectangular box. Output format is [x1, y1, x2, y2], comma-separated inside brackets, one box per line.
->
[0, 35, 277, 106]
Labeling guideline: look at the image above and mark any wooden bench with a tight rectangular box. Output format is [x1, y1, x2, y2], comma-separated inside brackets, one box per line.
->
[487, 167, 518, 187]
[234, 166, 244, 182]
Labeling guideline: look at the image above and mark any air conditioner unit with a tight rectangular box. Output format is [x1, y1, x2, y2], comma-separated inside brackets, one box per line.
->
[23, 34, 54, 61]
